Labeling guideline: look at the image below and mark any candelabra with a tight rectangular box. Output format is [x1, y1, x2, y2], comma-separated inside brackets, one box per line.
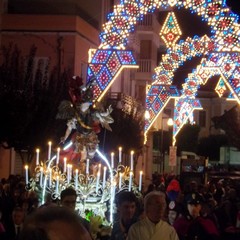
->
[25, 142, 142, 224]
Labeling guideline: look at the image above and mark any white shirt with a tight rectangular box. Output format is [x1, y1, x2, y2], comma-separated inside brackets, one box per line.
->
[127, 217, 179, 240]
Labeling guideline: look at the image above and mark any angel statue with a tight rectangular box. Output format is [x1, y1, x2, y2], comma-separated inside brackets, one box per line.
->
[56, 75, 114, 163]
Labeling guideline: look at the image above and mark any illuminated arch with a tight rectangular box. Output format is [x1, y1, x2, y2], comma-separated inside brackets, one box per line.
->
[145, 34, 240, 144]
[87, 0, 240, 143]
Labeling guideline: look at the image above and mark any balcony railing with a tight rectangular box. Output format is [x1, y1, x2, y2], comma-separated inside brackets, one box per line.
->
[137, 59, 156, 73]
[136, 14, 161, 32]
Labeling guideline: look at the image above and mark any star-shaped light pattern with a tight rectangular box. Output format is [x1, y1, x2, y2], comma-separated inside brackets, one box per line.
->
[87, 0, 240, 144]
[215, 77, 227, 97]
[87, 50, 138, 102]
[173, 98, 202, 146]
[160, 12, 182, 48]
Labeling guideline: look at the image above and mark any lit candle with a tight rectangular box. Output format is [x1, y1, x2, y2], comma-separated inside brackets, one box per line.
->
[130, 150, 134, 171]
[64, 158, 67, 173]
[119, 172, 122, 189]
[48, 141, 52, 160]
[119, 147, 122, 163]
[111, 152, 114, 168]
[98, 164, 101, 178]
[56, 147, 60, 165]
[75, 169, 79, 190]
[96, 171, 100, 193]
[128, 172, 133, 191]
[56, 175, 59, 194]
[49, 169, 52, 187]
[25, 165, 29, 184]
[36, 149, 40, 166]
[67, 164, 70, 184]
[69, 165, 73, 180]
[139, 171, 143, 192]
[103, 167, 107, 188]
[86, 159, 89, 174]
[40, 167, 43, 187]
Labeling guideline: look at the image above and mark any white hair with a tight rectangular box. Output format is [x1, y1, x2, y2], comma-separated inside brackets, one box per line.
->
[144, 191, 166, 211]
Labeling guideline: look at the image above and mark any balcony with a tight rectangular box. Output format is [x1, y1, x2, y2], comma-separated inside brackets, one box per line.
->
[135, 59, 156, 80]
[136, 14, 161, 33]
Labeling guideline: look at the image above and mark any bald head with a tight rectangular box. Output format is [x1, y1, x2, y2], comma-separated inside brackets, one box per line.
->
[19, 206, 91, 240]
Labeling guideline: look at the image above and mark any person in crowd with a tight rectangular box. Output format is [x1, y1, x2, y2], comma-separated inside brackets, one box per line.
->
[213, 181, 225, 205]
[0, 210, 6, 239]
[166, 177, 181, 202]
[144, 183, 156, 196]
[19, 206, 92, 240]
[111, 191, 139, 240]
[60, 187, 90, 231]
[167, 201, 181, 226]
[173, 192, 220, 240]
[214, 188, 240, 239]
[5, 207, 25, 240]
[127, 191, 179, 240]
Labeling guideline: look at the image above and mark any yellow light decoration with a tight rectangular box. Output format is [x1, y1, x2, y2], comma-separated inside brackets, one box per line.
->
[215, 77, 227, 97]
[96, 65, 139, 103]
[88, 49, 97, 63]
[160, 12, 182, 48]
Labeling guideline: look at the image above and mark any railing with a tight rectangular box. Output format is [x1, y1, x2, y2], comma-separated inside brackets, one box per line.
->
[138, 14, 153, 27]
[137, 59, 155, 73]
[137, 14, 161, 32]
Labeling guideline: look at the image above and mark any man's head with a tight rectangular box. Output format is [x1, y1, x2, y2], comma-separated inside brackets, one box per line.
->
[144, 191, 166, 224]
[116, 191, 137, 223]
[19, 206, 92, 240]
[167, 201, 180, 225]
[12, 207, 25, 225]
[60, 188, 77, 211]
[186, 192, 203, 218]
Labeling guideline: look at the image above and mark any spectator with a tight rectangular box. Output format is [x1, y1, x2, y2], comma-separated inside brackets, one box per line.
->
[19, 206, 92, 240]
[111, 191, 138, 240]
[0, 210, 6, 240]
[60, 187, 90, 231]
[5, 207, 25, 240]
[127, 191, 179, 240]
[173, 192, 220, 240]
[167, 201, 181, 226]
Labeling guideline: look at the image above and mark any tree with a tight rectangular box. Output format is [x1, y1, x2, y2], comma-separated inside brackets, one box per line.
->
[197, 134, 228, 161]
[0, 43, 69, 163]
[211, 104, 240, 150]
[175, 123, 201, 154]
[98, 107, 144, 154]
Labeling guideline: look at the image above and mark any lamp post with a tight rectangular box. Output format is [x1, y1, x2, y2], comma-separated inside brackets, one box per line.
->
[160, 117, 173, 174]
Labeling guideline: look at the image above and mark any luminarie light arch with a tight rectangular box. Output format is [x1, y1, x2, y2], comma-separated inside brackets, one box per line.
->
[87, 0, 240, 143]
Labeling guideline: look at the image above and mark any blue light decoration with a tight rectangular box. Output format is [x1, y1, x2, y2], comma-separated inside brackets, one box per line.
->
[87, 0, 240, 143]
[173, 98, 202, 145]
[144, 84, 180, 141]
[87, 49, 138, 102]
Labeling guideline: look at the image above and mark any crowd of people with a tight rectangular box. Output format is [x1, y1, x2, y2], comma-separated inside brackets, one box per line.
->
[0, 174, 240, 240]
